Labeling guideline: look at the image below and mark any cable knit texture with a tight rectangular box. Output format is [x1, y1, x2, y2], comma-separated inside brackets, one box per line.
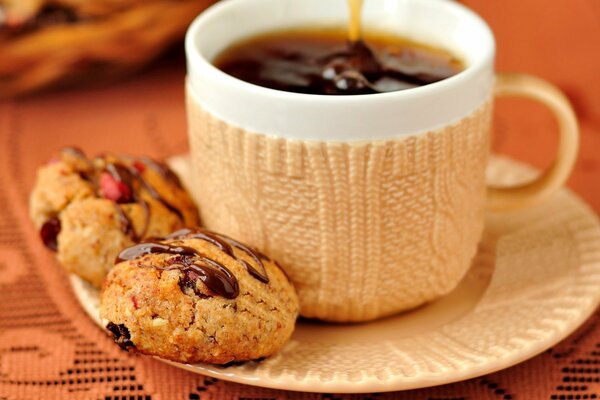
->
[187, 91, 492, 322]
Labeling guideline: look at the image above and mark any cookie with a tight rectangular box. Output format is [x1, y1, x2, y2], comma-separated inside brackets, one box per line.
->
[0, 0, 142, 32]
[99, 228, 299, 364]
[29, 147, 199, 287]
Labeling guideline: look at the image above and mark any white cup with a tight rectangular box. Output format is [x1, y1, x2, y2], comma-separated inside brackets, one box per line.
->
[186, 0, 496, 141]
[185, 0, 579, 322]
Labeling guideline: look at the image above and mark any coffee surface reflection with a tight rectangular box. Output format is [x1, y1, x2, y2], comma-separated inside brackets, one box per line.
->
[213, 29, 464, 95]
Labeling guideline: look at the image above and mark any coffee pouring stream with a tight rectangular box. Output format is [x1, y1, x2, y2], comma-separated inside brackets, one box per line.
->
[347, 0, 364, 42]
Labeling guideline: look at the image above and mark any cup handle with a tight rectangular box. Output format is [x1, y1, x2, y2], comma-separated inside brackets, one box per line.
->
[487, 73, 580, 211]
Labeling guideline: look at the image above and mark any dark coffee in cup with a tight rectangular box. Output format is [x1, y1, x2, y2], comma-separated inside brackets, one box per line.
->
[213, 29, 464, 95]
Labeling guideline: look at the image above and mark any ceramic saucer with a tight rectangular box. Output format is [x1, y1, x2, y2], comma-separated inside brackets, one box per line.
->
[70, 156, 600, 393]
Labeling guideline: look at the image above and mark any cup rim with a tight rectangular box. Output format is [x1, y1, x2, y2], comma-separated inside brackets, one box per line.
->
[185, 0, 496, 140]
[185, 0, 495, 104]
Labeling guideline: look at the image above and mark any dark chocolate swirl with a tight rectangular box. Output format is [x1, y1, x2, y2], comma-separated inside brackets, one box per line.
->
[38, 148, 190, 251]
[167, 228, 270, 283]
[116, 242, 239, 299]
[104, 160, 185, 239]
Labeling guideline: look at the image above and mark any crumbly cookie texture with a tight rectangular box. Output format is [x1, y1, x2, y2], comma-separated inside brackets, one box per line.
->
[29, 147, 199, 287]
[99, 230, 299, 364]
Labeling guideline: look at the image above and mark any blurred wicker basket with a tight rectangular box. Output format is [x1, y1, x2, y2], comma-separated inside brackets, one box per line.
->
[0, 0, 217, 97]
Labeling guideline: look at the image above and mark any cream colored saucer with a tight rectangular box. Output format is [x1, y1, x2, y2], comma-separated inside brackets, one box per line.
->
[70, 156, 600, 393]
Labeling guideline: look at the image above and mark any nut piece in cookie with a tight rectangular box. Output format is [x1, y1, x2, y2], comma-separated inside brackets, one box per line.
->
[29, 147, 200, 287]
[99, 228, 299, 364]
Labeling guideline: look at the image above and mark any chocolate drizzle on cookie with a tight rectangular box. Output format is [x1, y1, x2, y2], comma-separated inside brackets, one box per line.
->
[79, 148, 184, 236]
[167, 228, 270, 283]
[103, 162, 148, 240]
[113, 205, 136, 240]
[168, 228, 234, 255]
[113, 226, 285, 299]
[116, 242, 240, 299]
[37, 147, 193, 252]
[140, 157, 183, 187]
[132, 166, 185, 223]
[103, 160, 185, 238]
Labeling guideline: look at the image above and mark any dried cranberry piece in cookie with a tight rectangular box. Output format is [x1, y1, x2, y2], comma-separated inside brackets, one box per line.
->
[99, 172, 132, 203]
[132, 161, 146, 173]
[106, 322, 135, 351]
[40, 217, 61, 251]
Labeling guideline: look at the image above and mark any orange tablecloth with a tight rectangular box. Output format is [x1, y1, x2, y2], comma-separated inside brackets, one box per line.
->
[1, 0, 599, 398]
